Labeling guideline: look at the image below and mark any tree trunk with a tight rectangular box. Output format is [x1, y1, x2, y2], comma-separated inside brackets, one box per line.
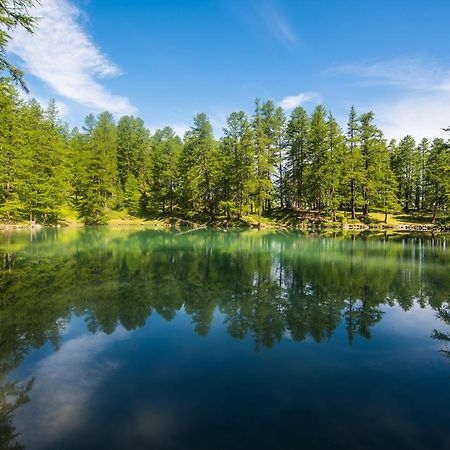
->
[351, 180, 355, 219]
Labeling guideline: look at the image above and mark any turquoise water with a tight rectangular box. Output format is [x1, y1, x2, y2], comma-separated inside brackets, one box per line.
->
[0, 228, 449, 450]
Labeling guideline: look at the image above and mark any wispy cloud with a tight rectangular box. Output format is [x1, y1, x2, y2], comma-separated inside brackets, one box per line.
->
[334, 57, 450, 92]
[278, 91, 322, 110]
[331, 57, 450, 140]
[249, 0, 298, 48]
[8, 0, 136, 115]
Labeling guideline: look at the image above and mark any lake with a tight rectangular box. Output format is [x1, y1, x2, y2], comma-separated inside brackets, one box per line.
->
[0, 228, 449, 450]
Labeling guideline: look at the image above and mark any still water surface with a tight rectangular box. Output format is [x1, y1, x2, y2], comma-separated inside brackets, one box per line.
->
[0, 228, 449, 450]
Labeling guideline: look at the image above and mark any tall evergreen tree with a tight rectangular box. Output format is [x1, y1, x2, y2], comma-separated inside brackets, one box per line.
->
[286, 106, 310, 209]
[220, 111, 255, 218]
[308, 105, 329, 214]
[116, 115, 150, 190]
[145, 126, 182, 214]
[358, 111, 383, 216]
[392, 135, 420, 212]
[181, 113, 219, 217]
[426, 137, 450, 222]
[251, 99, 274, 218]
[417, 138, 430, 210]
[78, 112, 118, 224]
[326, 112, 345, 221]
[343, 106, 364, 219]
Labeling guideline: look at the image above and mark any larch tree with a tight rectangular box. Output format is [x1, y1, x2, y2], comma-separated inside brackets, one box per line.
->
[78, 112, 118, 224]
[285, 106, 310, 209]
[182, 113, 219, 218]
[308, 105, 329, 215]
[220, 111, 255, 218]
[343, 106, 364, 219]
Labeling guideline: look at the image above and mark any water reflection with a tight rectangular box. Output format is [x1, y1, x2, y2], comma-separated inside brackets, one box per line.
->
[0, 228, 449, 449]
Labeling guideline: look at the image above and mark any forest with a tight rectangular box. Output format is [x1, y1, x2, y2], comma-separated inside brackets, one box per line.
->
[0, 79, 449, 226]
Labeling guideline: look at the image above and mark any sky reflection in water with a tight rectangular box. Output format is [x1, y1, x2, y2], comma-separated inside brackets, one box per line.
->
[0, 228, 449, 450]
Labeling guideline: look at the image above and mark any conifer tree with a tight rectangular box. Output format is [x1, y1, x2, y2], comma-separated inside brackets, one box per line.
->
[145, 127, 182, 214]
[392, 135, 420, 212]
[251, 99, 273, 218]
[286, 106, 310, 209]
[326, 112, 345, 221]
[426, 137, 450, 222]
[417, 138, 430, 210]
[181, 113, 219, 217]
[358, 111, 383, 216]
[78, 112, 118, 224]
[343, 106, 364, 219]
[220, 111, 255, 218]
[116, 115, 150, 190]
[308, 105, 329, 214]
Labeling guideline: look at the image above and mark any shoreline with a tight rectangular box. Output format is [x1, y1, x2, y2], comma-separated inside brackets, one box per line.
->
[0, 217, 447, 233]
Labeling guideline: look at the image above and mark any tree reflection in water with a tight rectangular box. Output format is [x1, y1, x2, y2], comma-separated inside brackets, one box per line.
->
[0, 229, 448, 448]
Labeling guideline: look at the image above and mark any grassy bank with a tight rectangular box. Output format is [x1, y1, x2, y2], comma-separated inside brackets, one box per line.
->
[1, 208, 448, 232]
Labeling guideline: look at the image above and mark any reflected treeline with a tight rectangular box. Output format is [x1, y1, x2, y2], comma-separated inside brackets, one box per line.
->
[432, 304, 450, 361]
[0, 228, 449, 448]
[1, 228, 449, 359]
[0, 379, 33, 450]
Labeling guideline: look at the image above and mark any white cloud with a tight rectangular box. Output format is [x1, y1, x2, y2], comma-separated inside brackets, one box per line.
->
[149, 122, 191, 138]
[372, 94, 450, 141]
[8, 0, 136, 115]
[333, 58, 450, 140]
[14, 329, 128, 449]
[278, 91, 322, 110]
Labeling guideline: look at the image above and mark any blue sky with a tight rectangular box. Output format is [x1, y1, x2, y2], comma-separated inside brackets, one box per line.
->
[8, 0, 450, 139]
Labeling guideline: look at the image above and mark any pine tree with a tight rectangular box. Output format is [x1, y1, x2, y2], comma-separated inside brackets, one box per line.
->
[358, 111, 383, 216]
[145, 127, 182, 214]
[251, 99, 274, 219]
[392, 135, 420, 212]
[372, 140, 399, 222]
[116, 115, 150, 190]
[78, 112, 118, 224]
[286, 106, 310, 209]
[0, 0, 38, 91]
[181, 113, 219, 218]
[343, 106, 364, 219]
[326, 112, 345, 221]
[426, 137, 449, 222]
[259, 100, 285, 209]
[417, 138, 430, 210]
[0, 81, 23, 221]
[308, 105, 329, 214]
[220, 111, 255, 218]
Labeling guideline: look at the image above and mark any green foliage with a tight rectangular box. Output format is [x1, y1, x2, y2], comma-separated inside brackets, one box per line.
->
[219, 111, 255, 217]
[0, 0, 38, 91]
[0, 84, 68, 223]
[285, 106, 310, 208]
[144, 126, 181, 214]
[0, 80, 448, 226]
[77, 112, 118, 224]
[181, 113, 219, 217]
[426, 137, 450, 222]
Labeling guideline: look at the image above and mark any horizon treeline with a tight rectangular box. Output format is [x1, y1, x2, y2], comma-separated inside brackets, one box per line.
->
[0, 81, 449, 225]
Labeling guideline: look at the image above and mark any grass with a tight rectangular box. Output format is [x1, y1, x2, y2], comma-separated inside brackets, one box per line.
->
[368, 211, 434, 227]
[2, 207, 445, 231]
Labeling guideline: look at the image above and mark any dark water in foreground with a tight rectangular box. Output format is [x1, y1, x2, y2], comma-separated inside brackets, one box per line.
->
[0, 228, 449, 450]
